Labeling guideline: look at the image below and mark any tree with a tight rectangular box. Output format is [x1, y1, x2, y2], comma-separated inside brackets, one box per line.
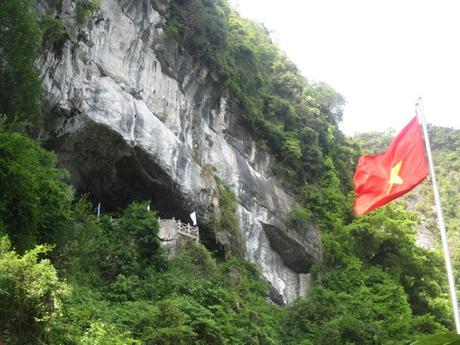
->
[0, 236, 69, 344]
[0, 0, 42, 131]
[0, 132, 71, 252]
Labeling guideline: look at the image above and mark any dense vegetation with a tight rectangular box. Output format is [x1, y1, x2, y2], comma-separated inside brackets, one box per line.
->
[0, 0, 42, 132]
[0, 131, 453, 344]
[428, 126, 460, 292]
[0, 0, 459, 344]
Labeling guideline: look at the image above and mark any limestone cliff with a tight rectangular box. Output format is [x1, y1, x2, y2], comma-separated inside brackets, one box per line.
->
[37, 0, 320, 304]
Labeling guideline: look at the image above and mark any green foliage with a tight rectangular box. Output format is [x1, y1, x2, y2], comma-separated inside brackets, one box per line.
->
[48, 197, 449, 345]
[283, 135, 302, 161]
[423, 127, 460, 302]
[0, 0, 43, 131]
[77, 321, 141, 345]
[0, 235, 69, 344]
[76, 0, 100, 25]
[412, 333, 460, 345]
[283, 202, 450, 344]
[156, 111, 169, 123]
[210, 179, 245, 258]
[0, 131, 71, 252]
[2, 1, 459, 343]
[61, 200, 166, 296]
[49, 222, 284, 344]
[284, 267, 416, 344]
[288, 207, 312, 227]
[299, 157, 349, 231]
[40, 14, 66, 43]
[346, 205, 450, 327]
[111, 202, 166, 271]
[45, 0, 62, 7]
[0, 130, 454, 344]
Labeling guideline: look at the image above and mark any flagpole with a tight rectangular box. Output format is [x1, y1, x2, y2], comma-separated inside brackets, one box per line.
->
[416, 97, 460, 333]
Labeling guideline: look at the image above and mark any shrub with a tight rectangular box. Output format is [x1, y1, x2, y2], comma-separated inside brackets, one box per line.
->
[40, 15, 66, 43]
[209, 179, 245, 258]
[76, 0, 100, 25]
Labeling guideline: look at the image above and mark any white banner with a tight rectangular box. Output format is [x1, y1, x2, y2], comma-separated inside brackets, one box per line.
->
[190, 211, 197, 226]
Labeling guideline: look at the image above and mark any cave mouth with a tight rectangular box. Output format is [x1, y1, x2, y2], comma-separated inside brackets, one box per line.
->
[46, 122, 225, 256]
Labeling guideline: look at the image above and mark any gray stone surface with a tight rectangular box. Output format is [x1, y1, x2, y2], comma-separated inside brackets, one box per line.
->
[37, 0, 320, 304]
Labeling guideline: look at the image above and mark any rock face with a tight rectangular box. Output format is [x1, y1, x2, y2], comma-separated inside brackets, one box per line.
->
[158, 218, 199, 256]
[37, 0, 320, 304]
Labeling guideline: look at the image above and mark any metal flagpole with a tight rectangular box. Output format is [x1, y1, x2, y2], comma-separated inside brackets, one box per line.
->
[416, 97, 460, 333]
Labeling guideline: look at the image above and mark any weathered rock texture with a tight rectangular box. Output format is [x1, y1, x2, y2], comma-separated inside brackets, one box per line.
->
[37, 0, 320, 304]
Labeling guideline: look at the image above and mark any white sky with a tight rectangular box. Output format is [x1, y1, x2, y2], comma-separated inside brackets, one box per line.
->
[230, 0, 460, 135]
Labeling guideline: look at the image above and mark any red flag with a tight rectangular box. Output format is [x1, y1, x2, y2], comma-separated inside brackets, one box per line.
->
[353, 116, 429, 215]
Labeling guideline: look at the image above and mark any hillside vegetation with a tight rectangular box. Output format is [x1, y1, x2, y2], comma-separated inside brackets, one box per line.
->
[0, 0, 457, 344]
[0, 130, 451, 344]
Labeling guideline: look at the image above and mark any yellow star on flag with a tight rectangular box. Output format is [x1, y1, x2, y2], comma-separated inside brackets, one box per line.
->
[387, 160, 404, 194]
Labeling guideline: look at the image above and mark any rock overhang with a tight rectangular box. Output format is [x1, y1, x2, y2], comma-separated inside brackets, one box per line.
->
[36, 0, 322, 304]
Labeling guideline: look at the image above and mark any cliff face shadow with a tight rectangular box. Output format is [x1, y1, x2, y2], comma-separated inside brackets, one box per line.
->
[45, 122, 187, 215]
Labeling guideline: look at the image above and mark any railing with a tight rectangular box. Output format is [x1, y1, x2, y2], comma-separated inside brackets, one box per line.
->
[158, 217, 199, 242]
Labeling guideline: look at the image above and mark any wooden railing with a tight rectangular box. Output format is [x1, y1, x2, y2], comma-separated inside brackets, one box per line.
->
[158, 217, 199, 242]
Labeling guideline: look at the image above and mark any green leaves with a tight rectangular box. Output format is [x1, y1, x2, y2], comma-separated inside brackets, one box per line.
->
[40, 14, 66, 43]
[284, 264, 416, 344]
[62, 200, 166, 296]
[0, 0, 42, 131]
[0, 235, 69, 343]
[0, 132, 71, 252]
[209, 181, 245, 258]
[46, 228, 284, 344]
[76, 0, 100, 25]
[77, 321, 141, 345]
[1, 1, 458, 344]
[412, 333, 460, 345]
[283, 135, 302, 161]
[0, 135, 452, 345]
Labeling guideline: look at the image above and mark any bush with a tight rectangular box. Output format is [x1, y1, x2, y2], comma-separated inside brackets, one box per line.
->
[209, 179, 245, 258]
[40, 15, 66, 43]
[288, 208, 312, 227]
[76, 0, 100, 25]
[78, 321, 140, 345]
